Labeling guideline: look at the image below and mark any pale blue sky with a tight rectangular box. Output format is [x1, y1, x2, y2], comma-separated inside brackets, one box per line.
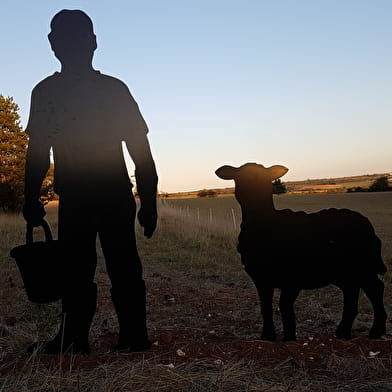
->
[2, 1, 391, 192]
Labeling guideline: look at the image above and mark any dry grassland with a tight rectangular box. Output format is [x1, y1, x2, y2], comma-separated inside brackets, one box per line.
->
[1, 192, 392, 391]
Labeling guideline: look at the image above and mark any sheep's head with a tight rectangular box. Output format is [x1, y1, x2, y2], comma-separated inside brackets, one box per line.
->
[215, 163, 288, 207]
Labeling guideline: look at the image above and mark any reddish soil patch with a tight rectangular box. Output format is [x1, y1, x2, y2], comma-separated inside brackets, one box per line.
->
[2, 331, 392, 373]
[104, 331, 392, 367]
[296, 185, 343, 191]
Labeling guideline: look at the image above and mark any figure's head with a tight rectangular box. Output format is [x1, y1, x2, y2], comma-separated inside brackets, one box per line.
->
[48, 9, 97, 67]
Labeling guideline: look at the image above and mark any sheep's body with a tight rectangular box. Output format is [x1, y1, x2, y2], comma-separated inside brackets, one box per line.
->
[216, 163, 387, 341]
[240, 207, 386, 289]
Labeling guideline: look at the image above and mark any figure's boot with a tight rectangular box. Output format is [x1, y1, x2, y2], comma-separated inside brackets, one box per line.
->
[67, 282, 97, 353]
[110, 280, 152, 352]
[27, 283, 97, 355]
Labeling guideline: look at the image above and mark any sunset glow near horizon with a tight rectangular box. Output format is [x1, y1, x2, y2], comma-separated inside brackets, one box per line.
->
[2, 1, 392, 193]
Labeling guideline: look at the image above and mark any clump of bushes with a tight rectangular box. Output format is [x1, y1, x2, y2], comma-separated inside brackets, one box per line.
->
[197, 189, 217, 198]
[273, 179, 287, 194]
[368, 176, 391, 192]
[347, 176, 392, 193]
[347, 186, 367, 193]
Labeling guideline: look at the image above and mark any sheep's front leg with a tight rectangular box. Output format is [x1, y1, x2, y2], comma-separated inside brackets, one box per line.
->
[361, 277, 387, 339]
[279, 288, 300, 341]
[255, 285, 276, 341]
[335, 286, 360, 340]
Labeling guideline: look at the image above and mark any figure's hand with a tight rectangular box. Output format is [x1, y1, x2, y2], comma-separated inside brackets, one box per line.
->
[22, 200, 46, 227]
[137, 205, 157, 239]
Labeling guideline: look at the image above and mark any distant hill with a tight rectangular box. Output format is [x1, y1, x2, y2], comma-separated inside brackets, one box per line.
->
[161, 172, 392, 199]
[284, 173, 392, 194]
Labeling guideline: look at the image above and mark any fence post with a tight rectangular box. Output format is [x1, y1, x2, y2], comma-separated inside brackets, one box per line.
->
[231, 208, 237, 229]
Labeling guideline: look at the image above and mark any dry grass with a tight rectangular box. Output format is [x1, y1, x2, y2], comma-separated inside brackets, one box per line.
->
[1, 354, 392, 392]
[1, 192, 392, 391]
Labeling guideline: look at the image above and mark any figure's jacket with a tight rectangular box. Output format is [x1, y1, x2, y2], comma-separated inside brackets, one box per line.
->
[26, 70, 155, 197]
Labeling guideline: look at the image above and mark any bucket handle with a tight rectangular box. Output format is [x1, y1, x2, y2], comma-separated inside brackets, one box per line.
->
[26, 219, 53, 244]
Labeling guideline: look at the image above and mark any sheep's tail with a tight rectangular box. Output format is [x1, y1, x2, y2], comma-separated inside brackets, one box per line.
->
[338, 209, 387, 275]
[344, 209, 387, 275]
[361, 230, 387, 275]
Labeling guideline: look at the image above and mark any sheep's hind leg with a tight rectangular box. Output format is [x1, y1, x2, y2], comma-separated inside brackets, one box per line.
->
[255, 285, 276, 341]
[279, 288, 300, 341]
[362, 276, 387, 339]
[335, 286, 360, 340]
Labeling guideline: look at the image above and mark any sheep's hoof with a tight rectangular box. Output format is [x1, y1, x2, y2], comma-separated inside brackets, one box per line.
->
[260, 332, 276, 341]
[335, 328, 352, 340]
[369, 327, 386, 340]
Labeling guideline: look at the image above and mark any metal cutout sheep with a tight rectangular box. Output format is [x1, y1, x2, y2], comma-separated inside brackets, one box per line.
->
[216, 163, 387, 341]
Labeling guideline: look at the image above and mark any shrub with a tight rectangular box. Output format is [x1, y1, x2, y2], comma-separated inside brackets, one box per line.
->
[272, 179, 287, 194]
[368, 176, 391, 192]
[197, 189, 217, 198]
[347, 186, 367, 193]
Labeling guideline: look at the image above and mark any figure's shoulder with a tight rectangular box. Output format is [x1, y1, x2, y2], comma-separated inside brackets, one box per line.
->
[35, 72, 62, 87]
[97, 72, 133, 94]
[97, 72, 126, 85]
[32, 72, 63, 94]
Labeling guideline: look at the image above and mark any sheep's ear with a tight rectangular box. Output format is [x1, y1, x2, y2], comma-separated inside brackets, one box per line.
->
[268, 165, 288, 181]
[215, 165, 238, 180]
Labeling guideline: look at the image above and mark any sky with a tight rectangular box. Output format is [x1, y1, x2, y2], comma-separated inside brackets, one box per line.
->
[2, 0, 392, 193]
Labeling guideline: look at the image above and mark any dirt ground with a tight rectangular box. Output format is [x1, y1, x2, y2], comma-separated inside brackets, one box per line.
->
[1, 329, 392, 375]
[2, 282, 392, 374]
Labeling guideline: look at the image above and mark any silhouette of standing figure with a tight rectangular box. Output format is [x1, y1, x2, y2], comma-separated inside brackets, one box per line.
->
[23, 9, 158, 354]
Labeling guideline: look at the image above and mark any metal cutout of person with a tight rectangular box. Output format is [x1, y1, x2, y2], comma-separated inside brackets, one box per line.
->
[23, 9, 158, 354]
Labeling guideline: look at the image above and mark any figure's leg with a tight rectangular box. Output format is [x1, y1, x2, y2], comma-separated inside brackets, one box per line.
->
[28, 198, 98, 354]
[109, 281, 150, 352]
[279, 288, 300, 341]
[99, 195, 151, 352]
[362, 276, 387, 339]
[335, 286, 360, 340]
[45, 281, 97, 354]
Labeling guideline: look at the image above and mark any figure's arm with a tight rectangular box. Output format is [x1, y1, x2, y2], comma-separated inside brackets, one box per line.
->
[23, 86, 51, 226]
[23, 136, 51, 226]
[119, 82, 158, 237]
[126, 133, 158, 238]
[24, 136, 51, 203]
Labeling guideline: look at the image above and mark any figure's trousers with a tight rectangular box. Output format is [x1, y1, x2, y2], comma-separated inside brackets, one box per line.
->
[58, 191, 143, 290]
[57, 190, 144, 344]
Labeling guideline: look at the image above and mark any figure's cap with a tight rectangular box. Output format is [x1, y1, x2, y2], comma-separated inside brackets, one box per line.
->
[49, 9, 94, 37]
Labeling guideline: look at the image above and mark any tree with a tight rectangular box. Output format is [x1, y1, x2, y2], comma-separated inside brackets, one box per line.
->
[0, 95, 56, 211]
[40, 163, 56, 203]
[0, 95, 27, 211]
[272, 179, 287, 194]
[368, 176, 391, 192]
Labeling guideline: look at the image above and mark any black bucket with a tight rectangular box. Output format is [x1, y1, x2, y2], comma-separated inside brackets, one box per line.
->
[10, 220, 65, 303]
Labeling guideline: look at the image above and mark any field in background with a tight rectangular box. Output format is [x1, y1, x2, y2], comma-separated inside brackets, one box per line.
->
[161, 192, 392, 259]
[1, 192, 392, 391]
[164, 172, 392, 198]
